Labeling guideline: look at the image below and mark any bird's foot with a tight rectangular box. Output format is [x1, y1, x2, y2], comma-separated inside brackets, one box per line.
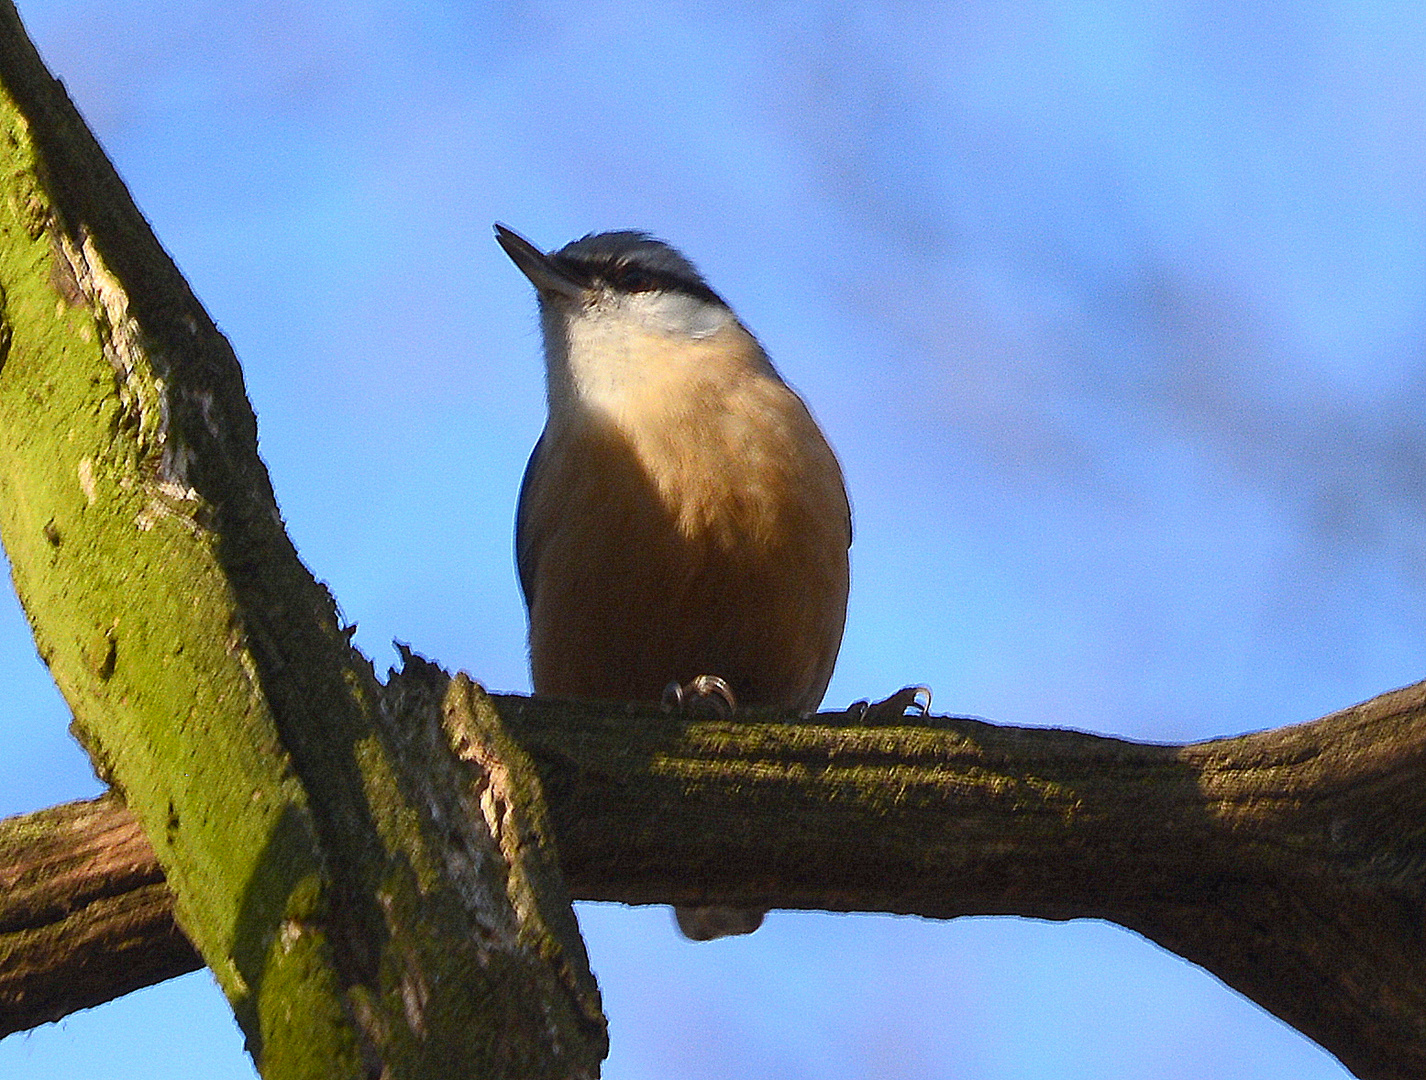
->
[662, 674, 738, 720]
[850, 685, 932, 724]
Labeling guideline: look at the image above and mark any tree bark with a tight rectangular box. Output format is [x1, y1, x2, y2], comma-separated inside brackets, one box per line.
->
[0, 1, 1421, 1079]
[0, 4, 604, 1077]
[5, 679, 1426, 1080]
[0, 793, 203, 1031]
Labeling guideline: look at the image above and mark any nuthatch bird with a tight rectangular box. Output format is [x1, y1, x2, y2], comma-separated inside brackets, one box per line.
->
[496, 224, 851, 939]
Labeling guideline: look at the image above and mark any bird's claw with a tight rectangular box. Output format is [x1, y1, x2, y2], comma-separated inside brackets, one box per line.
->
[851, 685, 932, 723]
[662, 674, 738, 719]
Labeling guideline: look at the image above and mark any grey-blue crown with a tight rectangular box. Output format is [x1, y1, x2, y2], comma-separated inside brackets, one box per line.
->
[552, 231, 726, 307]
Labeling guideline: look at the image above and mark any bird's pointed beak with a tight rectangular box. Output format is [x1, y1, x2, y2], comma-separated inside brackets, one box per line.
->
[494, 224, 586, 301]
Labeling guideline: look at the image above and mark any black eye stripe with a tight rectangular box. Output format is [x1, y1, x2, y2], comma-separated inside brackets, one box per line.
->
[549, 252, 727, 307]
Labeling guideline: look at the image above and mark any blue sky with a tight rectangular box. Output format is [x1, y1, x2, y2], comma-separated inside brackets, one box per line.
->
[2, 1, 1423, 1076]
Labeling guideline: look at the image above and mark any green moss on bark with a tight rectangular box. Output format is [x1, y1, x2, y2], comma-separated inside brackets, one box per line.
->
[0, 4, 603, 1076]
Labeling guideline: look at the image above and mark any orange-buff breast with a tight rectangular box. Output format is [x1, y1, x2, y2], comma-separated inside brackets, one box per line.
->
[517, 349, 850, 714]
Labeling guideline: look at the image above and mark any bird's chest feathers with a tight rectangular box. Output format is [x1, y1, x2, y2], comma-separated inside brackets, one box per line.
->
[551, 327, 809, 551]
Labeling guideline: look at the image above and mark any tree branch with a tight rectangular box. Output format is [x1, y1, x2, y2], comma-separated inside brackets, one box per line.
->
[0, 4, 604, 1076]
[0, 1, 1420, 1078]
[6, 679, 1426, 1080]
[0, 793, 202, 1031]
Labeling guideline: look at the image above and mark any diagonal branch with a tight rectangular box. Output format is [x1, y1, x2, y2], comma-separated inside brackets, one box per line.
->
[6, 679, 1426, 1080]
[0, 5, 604, 1076]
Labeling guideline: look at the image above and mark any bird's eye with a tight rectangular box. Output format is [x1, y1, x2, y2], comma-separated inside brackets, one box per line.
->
[615, 265, 657, 292]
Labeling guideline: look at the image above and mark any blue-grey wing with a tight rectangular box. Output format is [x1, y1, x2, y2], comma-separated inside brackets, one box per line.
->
[514, 432, 547, 609]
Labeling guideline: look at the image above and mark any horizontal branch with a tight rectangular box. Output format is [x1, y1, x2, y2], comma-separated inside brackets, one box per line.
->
[0, 794, 201, 1032]
[6, 679, 1426, 1079]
